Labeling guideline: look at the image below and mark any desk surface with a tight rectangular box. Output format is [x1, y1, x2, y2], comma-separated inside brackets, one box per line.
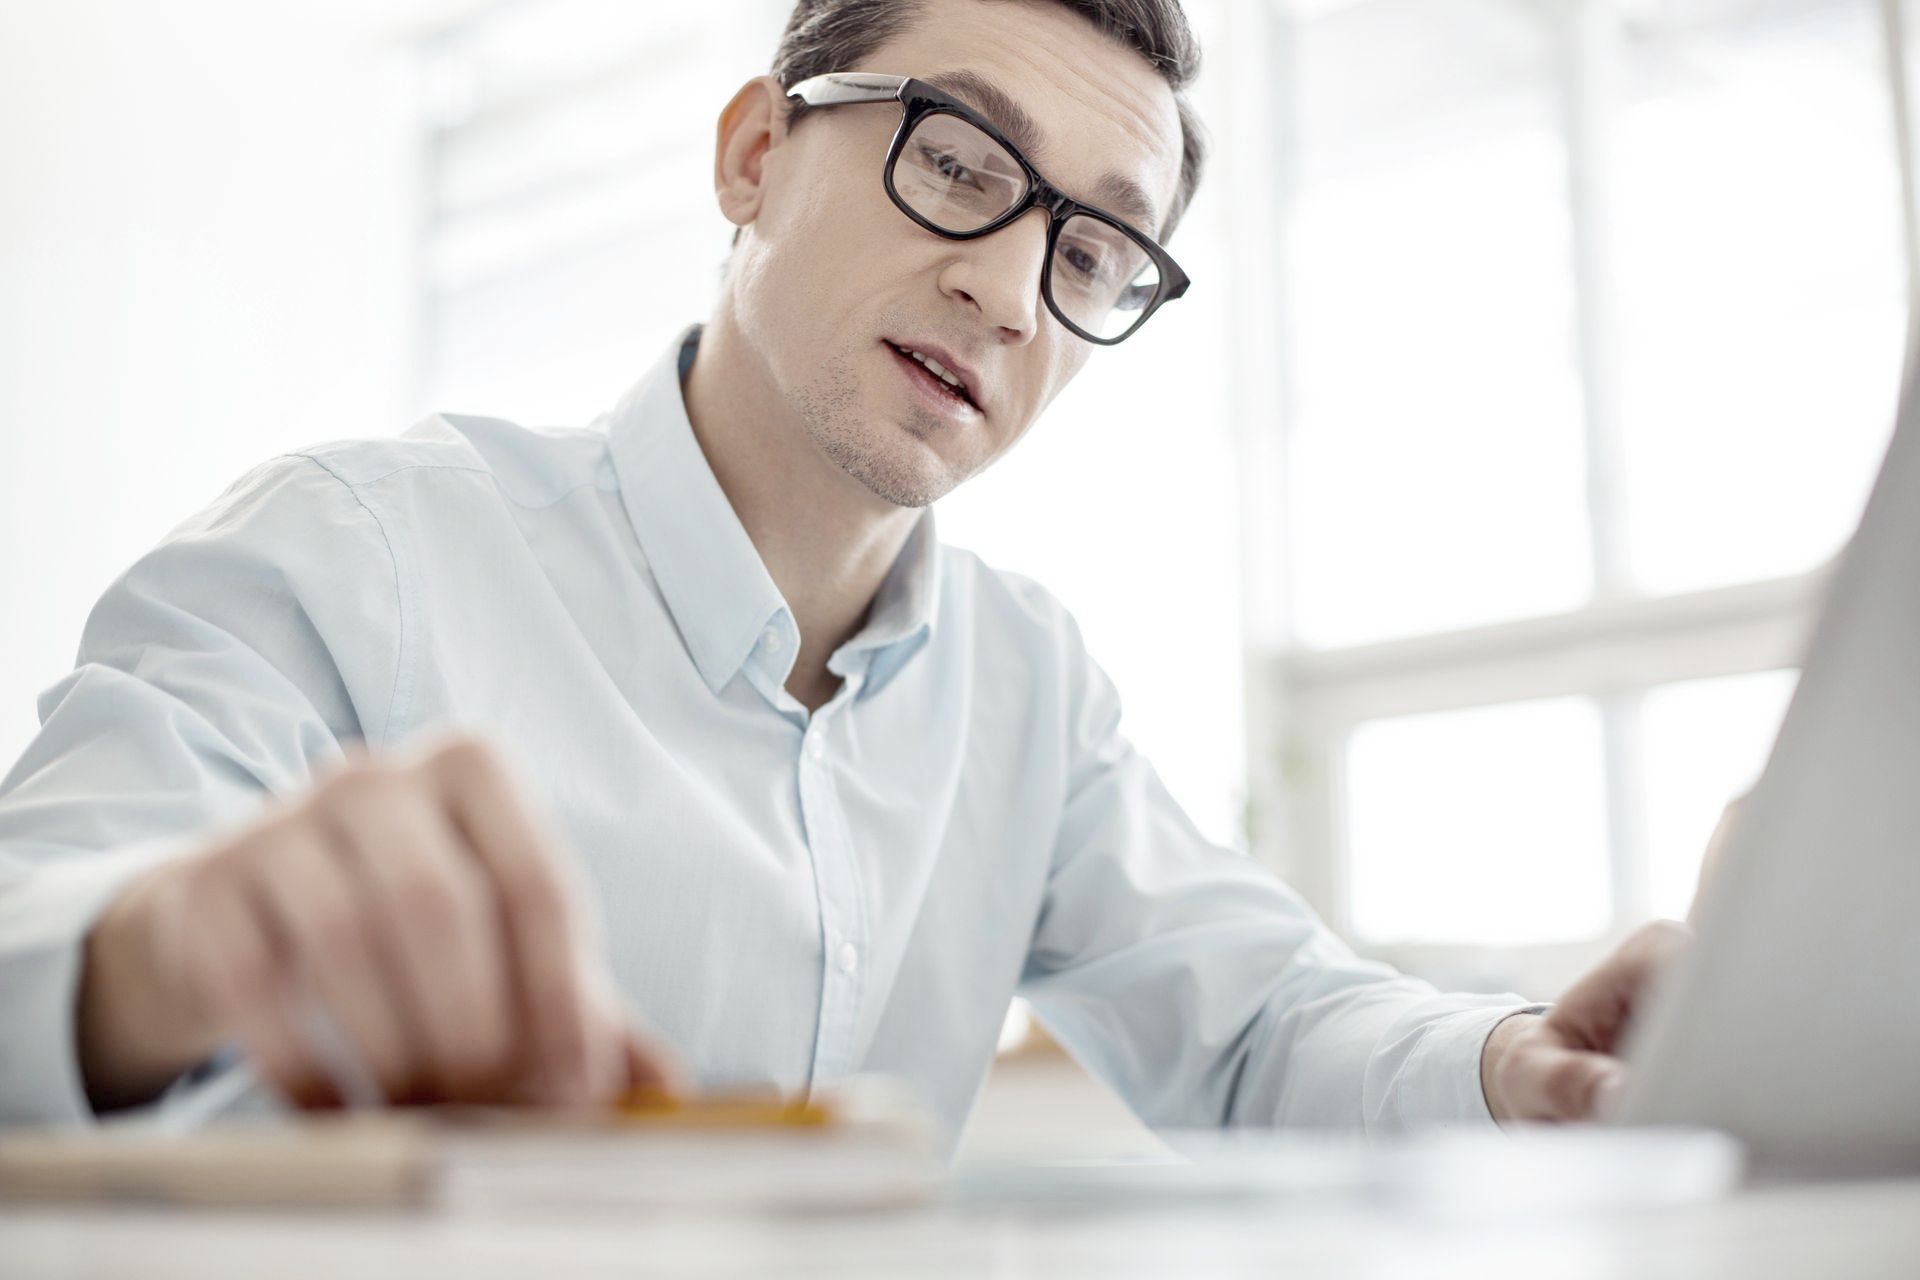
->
[3, 1175, 1918, 1279]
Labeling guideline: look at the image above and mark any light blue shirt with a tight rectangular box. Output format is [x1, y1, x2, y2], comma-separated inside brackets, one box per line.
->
[0, 325, 1530, 1149]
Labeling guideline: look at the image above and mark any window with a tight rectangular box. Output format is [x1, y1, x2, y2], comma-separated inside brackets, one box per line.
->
[1612, 2, 1906, 594]
[419, 2, 772, 426]
[1344, 696, 1611, 947]
[1640, 667, 1798, 921]
[1286, 1, 1591, 648]
[1252, 0, 1913, 991]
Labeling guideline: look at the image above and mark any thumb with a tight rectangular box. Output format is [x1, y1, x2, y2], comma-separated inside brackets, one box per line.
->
[1550, 919, 1693, 1054]
[618, 1018, 687, 1100]
[1593, 1068, 1627, 1121]
[1524, 1046, 1625, 1121]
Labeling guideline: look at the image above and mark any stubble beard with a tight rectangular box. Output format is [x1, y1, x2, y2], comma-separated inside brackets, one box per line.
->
[790, 348, 972, 509]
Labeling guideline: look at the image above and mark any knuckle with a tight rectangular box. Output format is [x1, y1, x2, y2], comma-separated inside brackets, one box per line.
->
[393, 869, 470, 935]
[207, 815, 289, 877]
[305, 903, 367, 960]
[428, 733, 504, 785]
[1631, 918, 1694, 957]
[179, 840, 235, 894]
[199, 941, 277, 1019]
[317, 765, 403, 815]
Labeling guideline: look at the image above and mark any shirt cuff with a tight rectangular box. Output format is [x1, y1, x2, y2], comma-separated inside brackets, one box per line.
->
[0, 838, 198, 1128]
[1378, 998, 1552, 1130]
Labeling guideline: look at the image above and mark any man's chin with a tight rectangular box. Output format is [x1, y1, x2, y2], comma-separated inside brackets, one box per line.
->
[813, 424, 952, 510]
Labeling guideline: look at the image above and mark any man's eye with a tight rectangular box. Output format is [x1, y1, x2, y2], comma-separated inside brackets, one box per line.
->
[1063, 244, 1103, 278]
[921, 147, 977, 186]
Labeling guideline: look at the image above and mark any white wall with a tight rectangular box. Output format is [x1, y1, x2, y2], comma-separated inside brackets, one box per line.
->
[0, 1, 430, 767]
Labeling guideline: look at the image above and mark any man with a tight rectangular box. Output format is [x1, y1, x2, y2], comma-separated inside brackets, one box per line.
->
[0, 0, 1683, 1147]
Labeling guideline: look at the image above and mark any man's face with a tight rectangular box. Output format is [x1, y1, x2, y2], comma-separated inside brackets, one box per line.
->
[724, 0, 1185, 508]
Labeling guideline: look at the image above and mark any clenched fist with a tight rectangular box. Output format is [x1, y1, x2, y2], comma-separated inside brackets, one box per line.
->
[77, 732, 680, 1113]
[1480, 919, 1694, 1123]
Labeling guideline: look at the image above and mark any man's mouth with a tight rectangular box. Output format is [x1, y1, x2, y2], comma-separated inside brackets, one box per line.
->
[885, 340, 979, 411]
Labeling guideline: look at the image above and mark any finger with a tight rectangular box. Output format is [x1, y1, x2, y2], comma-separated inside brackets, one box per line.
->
[620, 1024, 686, 1097]
[235, 986, 349, 1111]
[602, 985, 685, 1096]
[243, 819, 419, 1104]
[427, 736, 599, 1105]
[309, 739, 374, 791]
[1547, 919, 1694, 1054]
[1510, 1043, 1625, 1121]
[1593, 1070, 1627, 1121]
[575, 972, 670, 1105]
[324, 784, 514, 1100]
[184, 877, 337, 1110]
[1690, 796, 1747, 926]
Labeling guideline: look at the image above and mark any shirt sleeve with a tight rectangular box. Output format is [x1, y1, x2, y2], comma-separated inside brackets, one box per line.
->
[0, 452, 404, 1127]
[1016, 606, 1538, 1135]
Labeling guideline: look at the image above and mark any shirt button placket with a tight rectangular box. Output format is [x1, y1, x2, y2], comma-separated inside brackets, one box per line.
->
[797, 715, 863, 1087]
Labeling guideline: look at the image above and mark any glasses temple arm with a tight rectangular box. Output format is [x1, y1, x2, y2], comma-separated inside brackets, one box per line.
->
[785, 72, 907, 107]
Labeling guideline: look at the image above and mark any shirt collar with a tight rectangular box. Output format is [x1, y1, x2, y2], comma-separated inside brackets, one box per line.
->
[607, 324, 941, 699]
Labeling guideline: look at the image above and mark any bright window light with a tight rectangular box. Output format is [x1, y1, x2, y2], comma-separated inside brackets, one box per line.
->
[1640, 668, 1798, 921]
[1344, 696, 1612, 946]
[1281, 0, 1902, 973]
[1287, 2, 1592, 649]
[1614, 3, 1904, 595]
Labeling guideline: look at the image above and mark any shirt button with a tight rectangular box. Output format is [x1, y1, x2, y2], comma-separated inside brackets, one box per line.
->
[836, 942, 859, 974]
[759, 624, 781, 651]
[807, 733, 826, 760]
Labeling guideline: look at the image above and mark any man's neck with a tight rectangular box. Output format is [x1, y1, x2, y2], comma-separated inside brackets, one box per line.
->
[680, 312, 920, 708]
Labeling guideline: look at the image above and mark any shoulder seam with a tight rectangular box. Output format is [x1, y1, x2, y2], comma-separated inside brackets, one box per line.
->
[293, 455, 492, 488]
[294, 453, 609, 514]
[290, 452, 409, 748]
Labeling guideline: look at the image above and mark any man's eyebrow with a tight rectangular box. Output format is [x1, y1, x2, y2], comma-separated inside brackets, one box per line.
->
[923, 70, 1043, 160]
[921, 69, 1163, 237]
[1088, 173, 1161, 240]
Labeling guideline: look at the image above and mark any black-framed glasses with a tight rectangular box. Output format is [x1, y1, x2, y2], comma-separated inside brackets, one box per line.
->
[785, 72, 1190, 346]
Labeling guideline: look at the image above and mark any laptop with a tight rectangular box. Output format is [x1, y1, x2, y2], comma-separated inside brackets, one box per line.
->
[1610, 325, 1920, 1177]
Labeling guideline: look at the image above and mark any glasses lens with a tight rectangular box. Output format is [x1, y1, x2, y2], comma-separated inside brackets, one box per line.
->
[891, 111, 1028, 232]
[1049, 213, 1162, 342]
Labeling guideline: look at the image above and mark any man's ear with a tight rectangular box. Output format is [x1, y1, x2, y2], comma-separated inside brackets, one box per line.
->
[713, 75, 791, 231]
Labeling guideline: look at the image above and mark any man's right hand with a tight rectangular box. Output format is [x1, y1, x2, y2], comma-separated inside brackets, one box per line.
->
[77, 733, 680, 1113]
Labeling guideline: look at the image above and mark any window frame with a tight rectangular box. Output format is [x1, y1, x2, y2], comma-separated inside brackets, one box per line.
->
[1227, 0, 1920, 995]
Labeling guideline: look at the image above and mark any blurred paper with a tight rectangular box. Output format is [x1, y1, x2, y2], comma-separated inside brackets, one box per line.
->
[950, 1126, 1744, 1218]
[0, 1078, 942, 1213]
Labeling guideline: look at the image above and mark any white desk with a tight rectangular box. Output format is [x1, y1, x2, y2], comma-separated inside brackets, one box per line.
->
[3, 1175, 1917, 1278]
[7, 1058, 1916, 1277]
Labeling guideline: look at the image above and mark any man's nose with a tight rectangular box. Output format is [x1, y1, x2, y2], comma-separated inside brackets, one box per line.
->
[939, 207, 1050, 342]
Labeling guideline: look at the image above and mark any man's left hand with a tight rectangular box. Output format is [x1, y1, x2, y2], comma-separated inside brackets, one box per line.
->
[1480, 919, 1694, 1124]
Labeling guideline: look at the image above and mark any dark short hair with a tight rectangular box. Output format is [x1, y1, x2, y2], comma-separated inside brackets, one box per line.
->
[735, 0, 1207, 247]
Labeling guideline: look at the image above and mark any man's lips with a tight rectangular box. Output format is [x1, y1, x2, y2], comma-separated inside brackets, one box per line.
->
[883, 339, 981, 410]
[884, 340, 982, 415]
